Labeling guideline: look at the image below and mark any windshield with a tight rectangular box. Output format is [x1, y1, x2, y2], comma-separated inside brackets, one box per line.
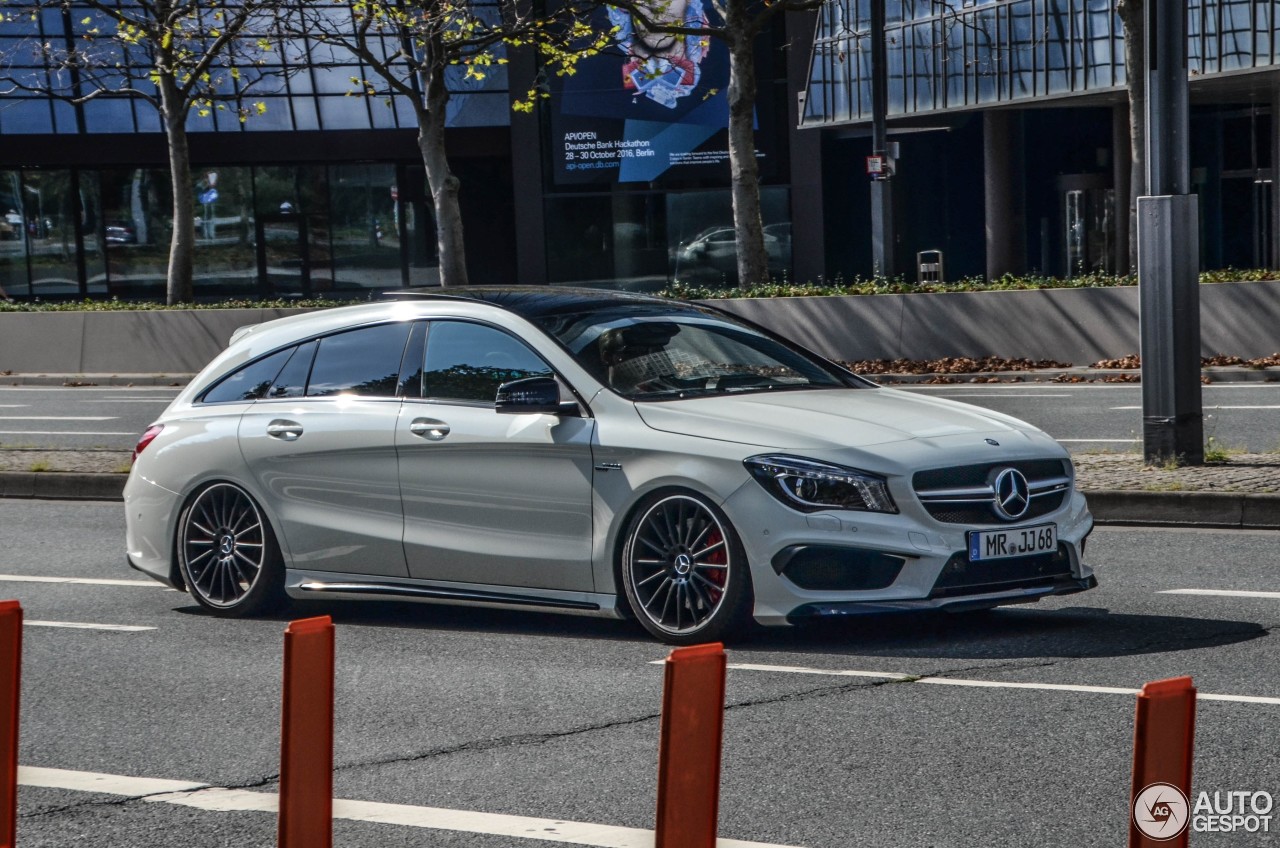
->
[534, 306, 862, 400]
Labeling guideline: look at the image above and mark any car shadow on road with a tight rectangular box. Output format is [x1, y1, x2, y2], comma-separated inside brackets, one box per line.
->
[172, 598, 1267, 660]
[736, 605, 1269, 660]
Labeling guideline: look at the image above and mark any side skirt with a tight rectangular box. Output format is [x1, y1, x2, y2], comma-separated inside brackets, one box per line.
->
[285, 570, 624, 619]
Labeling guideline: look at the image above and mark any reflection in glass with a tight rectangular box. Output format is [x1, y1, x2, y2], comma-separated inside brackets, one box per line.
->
[422, 322, 552, 402]
[328, 164, 400, 291]
[100, 168, 172, 299]
[0, 171, 27, 298]
[22, 170, 84, 297]
[667, 187, 790, 287]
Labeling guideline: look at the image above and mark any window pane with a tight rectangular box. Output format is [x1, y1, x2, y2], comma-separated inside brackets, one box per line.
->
[203, 348, 294, 403]
[266, 341, 316, 398]
[23, 170, 83, 297]
[421, 322, 553, 403]
[193, 166, 256, 297]
[0, 171, 28, 298]
[100, 168, 172, 299]
[307, 323, 411, 397]
[328, 163, 400, 292]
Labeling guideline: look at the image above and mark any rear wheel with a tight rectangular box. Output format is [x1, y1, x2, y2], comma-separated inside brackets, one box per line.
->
[620, 491, 752, 645]
[178, 482, 285, 617]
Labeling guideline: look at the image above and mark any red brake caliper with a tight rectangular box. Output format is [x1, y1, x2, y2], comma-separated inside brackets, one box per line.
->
[701, 528, 726, 603]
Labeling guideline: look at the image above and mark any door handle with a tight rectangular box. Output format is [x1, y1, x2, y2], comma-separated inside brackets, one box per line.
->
[266, 419, 304, 441]
[410, 418, 450, 441]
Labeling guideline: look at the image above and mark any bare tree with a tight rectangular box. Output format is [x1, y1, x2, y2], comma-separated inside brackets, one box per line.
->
[288, 0, 605, 287]
[607, 0, 821, 287]
[0, 0, 287, 303]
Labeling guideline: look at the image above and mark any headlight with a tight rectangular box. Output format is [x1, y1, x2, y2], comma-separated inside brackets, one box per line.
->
[744, 455, 897, 514]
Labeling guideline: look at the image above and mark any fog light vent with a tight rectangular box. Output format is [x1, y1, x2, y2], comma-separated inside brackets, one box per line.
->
[771, 546, 905, 591]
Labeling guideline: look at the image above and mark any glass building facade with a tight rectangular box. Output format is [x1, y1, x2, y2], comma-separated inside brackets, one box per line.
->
[803, 0, 1280, 127]
[0, 0, 804, 298]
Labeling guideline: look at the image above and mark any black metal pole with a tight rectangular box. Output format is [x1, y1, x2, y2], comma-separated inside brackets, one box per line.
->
[869, 0, 894, 278]
[1139, 0, 1202, 465]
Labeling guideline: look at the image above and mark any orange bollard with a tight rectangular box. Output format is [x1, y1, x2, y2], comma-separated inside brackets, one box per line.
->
[655, 643, 727, 848]
[1129, 676, 1196, 848]
[278, 616, 335, 848]
[0, 601, 19, 848]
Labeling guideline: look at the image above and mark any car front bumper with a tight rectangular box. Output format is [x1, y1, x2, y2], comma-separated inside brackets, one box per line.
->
[722, 481, 1095, 627]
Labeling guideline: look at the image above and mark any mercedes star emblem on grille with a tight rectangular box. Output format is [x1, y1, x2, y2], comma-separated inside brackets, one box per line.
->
[992, 468, 1031, 520]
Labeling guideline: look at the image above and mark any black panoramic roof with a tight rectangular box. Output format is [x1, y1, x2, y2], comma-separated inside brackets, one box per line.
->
[383, 286, 704, 320]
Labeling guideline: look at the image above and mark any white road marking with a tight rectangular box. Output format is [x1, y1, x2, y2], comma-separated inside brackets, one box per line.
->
[82, 399, 173, 403]
[0, 405, 28, 408]
[0, 430, 135, 436]
[909, 393, 1074, 398]
[1113, 405, 1280, 410]
[1160, 588, 1280, 599]
[0, 574, 167, 588]
[25, 621, 155, 632]
[18, 766, 795, 848]
[681, 662, 1280, 706]
[1055, 438, 1139, 443]
[0, 416, 117, 421]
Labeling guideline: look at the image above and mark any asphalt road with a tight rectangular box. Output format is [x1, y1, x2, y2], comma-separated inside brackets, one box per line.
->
[2, 381, 1280, 455]
[5, 500, 1280, 846]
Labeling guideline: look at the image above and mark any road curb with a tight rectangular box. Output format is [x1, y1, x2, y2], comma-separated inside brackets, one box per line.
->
[0, 472, 126, 501]
[3, 473, 1278, 530]
[1086, 489, 1280, 529]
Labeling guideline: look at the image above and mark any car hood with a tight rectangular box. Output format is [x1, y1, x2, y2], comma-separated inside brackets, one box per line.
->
[634, 387, 1041, 449]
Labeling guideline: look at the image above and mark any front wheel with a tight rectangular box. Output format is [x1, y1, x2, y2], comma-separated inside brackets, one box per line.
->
[178, 482, 285, 617]
[620, 491, 752, 645]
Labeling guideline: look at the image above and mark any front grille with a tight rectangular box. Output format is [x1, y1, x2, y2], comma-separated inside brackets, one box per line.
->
[913, 459, 1072, 525]
[923, 495, 1065, 525]
[931, 544, 1073, 598]
[914, 459, 1068, 491]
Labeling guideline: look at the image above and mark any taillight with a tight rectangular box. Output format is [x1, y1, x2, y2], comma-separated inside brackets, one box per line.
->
[132, 425, 164, 464]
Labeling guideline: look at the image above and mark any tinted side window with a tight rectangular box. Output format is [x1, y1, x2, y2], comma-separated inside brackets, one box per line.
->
[264, 341, 316, 399]
[306, 323, 412, 398]
[422, 322, 553, 403]
[202, 348, 294, 403]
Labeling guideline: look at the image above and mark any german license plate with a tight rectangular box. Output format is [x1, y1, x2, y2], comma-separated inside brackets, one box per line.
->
[968, 524, 1057, 561]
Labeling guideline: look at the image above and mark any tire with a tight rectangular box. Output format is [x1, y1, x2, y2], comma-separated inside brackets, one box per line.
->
[620, 491, 753, 645]
[178, 482, 286, 617]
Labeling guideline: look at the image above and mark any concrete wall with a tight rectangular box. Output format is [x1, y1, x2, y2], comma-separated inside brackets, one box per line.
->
[1, 281, 1277, 374]
[0, 308, 308, 374]
[711, 280, 1280, 363]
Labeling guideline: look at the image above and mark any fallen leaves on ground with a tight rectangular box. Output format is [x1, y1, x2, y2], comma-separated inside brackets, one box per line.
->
[845, 356, 1072, 374]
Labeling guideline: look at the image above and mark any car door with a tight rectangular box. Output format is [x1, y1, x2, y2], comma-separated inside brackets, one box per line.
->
[238, 321, 415, 577]
[397, 319, 596, 591]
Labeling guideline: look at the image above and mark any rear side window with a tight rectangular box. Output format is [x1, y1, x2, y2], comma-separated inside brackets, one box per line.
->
[202, 348, 294, 404]
[306, 323, 413, 398]
[421, 321, 553, 403]
[264, 341, 316, 399]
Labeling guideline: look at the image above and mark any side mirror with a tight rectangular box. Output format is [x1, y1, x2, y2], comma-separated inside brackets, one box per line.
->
[495, 376, 576, 415]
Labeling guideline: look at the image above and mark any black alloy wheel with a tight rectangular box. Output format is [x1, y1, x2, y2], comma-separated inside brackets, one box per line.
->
[621, 491, 751, 644]
[178, 482, 285, 616]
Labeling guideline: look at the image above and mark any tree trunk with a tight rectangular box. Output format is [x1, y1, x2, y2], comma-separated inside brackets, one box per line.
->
[725, 16, 770, 286]
[417, 65, 468, 288]
[1117, 0, 1145, 275]
[158, 77, 196, 304]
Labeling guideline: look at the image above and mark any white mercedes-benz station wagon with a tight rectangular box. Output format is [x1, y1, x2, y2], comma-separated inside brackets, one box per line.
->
[124, 288, 1095, 644]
